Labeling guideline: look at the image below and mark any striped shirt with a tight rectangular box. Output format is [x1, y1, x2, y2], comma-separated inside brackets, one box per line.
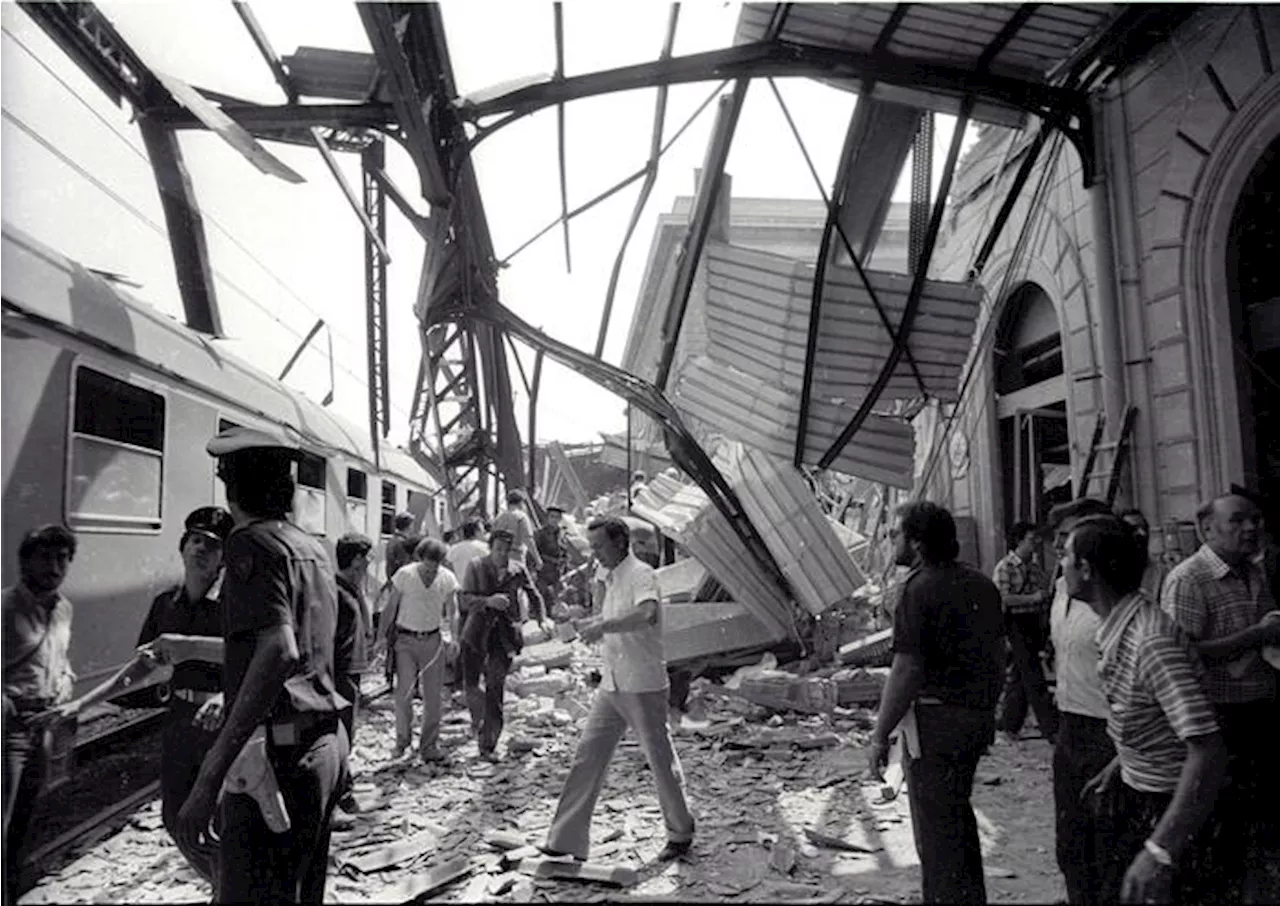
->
[1096, 590, 1219, 794]
[992, 551, 1048, 614]
[1160, 544, 1276, 703]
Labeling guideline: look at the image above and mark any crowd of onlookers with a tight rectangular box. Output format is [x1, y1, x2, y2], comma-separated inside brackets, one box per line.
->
[870, 491, 1278, 904]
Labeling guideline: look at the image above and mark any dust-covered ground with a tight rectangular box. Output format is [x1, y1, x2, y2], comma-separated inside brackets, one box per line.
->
[21, 641, 1065, 905]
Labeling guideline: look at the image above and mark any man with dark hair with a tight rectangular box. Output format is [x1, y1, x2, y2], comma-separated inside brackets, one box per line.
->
[136, 506, 234, 890]
[382, 537, 457, 765]
[385, 512, 416, 586]
[1117, 508, 1169, 600]
[446, 518, 488, 586]
[868, 502, 1004, 904]
[1045, 496, 1116, 906]
[534, 505, 570, 620]
[458, 529, 544, 761]
[1064, 515, 1226, 904]
[334, 533, 373, 787]
[543, 516, 695, 863]
[992, 521, 1057, 742]
[492, 490, 543, 575]
[175, 426, 348, 904]
[1161, 493, 1280, 900]
[3, 524, 77, 906]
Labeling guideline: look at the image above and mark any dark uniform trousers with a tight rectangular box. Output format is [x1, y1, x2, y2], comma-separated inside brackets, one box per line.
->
[218, 720, 348, 904]
[161, 702, 221, 887]
[3, 715, 46, 906]
[996, 611, 1059, 740]
[905, 702, 994, 905]
[460, 644, 512, 755]
[1054, 712, 1115, 906]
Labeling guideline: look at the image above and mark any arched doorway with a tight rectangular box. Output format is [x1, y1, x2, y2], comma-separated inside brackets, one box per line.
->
[994, 283, 1071, 531]
[1226, 135, 1280, 518]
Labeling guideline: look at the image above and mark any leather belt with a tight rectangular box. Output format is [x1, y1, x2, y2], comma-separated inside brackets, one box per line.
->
[395, 626, 439, 638]
[268, 712, 338, 747]
[172, 688, 219, 706]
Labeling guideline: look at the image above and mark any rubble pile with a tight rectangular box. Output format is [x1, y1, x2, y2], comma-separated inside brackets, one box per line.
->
[20, 634, 1064, 905]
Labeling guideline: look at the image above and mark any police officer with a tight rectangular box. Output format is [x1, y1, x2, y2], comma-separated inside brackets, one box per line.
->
[136, 506, 234, 890]
[175, 426, 349, 903]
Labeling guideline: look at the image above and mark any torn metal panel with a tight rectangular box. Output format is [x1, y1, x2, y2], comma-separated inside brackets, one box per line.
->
[727, 446, 866, 616]
[632, 478, 794, 640]
[281, 47, 380, 101]
[673, 355, 915, 489]
[663, 601, 783, 666]
[704, 242, 981, 404]
[152, 70, 305, 184]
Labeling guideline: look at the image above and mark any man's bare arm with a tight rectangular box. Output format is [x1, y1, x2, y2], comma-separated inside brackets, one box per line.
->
[191, 624, 298, 795]
[600, 599, 658, 634]
[1148, 733, 1227, 860]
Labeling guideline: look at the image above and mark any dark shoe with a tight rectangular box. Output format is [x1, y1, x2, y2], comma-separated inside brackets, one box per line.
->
[480, 748, 501, 763]
[537, 845, 585, 862]
[337, 791, 359, 814]
[421, 750, 452, 767]
[657, 839, 693, 862]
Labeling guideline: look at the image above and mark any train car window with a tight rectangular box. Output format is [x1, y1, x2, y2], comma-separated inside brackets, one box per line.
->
[381, 480, 398, 535]
[68, 366, 164, 530]
[293, 451, 326, 536]
[346, 468, 369, 535]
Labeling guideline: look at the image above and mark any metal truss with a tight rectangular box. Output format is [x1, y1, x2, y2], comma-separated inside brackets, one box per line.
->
[362, 143, 391, 458]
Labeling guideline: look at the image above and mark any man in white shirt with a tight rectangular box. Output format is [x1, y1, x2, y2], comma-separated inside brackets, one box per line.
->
[383, 538, 458, 765]
[1045, 497, 1116, 905]
[541, 517, 695, 863]
[446, 518, 489, 582]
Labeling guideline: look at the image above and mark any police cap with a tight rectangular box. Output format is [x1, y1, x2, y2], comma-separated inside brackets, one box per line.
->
[206, 425, 301, 459]
[184, 506, 234, 544]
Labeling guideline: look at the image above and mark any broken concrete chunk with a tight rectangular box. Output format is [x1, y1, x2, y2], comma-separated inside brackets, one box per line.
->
[338, 828, 440, 874]
[485, 830, 527, 851]
[377, 855, 470, 903]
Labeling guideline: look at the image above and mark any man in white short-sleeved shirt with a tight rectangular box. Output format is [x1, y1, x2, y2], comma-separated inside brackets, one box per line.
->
[384, 538, 457, 764]
[542, 516, 695, 863]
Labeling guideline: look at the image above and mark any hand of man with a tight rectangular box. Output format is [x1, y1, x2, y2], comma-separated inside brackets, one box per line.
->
[1081, 756, 1121, 802]
[485, 594, 509, 612]
[1119, 848, 1174, 903]
[1256, 610, 1280, 645]
[578, 617, 605, 644]
[174, 777, 220, 863]
[866, 736, 890, 782]
[193, 693, 225, 732]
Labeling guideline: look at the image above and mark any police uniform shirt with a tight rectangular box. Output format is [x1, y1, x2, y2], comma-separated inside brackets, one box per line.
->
[221, 519, 345, 718]
[137, 584, 223, 693]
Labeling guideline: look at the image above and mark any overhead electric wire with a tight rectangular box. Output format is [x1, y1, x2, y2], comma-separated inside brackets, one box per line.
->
[2, 25, 411, 407]
[1, 30, 417, 422]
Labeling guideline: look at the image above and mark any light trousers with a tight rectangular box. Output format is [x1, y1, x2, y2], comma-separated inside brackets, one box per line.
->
[393, 632, 444, 754]
[546, 688, 695, 860]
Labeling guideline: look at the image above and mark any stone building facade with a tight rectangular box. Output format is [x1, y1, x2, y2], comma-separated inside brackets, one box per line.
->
[922, 5, 1280, 571]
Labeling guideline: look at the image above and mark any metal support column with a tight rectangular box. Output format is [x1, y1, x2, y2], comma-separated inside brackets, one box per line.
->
[362, 142, 391, 447]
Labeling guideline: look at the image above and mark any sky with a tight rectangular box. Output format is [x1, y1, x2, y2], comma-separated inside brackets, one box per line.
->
[0, 1, 972, 451]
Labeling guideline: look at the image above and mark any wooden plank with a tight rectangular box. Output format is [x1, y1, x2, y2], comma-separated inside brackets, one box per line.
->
[380, 856, 470, 904]
[515, 856, 639, 888]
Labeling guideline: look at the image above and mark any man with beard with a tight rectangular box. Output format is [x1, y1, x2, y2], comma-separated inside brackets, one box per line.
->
[3, 525, 77, 906]
[136, 506, 234, 891]
[867, 502, 1004, 904]
[175, 426, 348, 904]
[457, 529, 544, 762]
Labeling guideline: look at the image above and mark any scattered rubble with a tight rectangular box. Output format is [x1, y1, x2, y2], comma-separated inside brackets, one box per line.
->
[20, 633, 1067, 905]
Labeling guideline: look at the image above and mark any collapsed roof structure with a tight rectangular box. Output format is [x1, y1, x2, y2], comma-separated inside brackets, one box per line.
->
[20, 1, 1195, 651]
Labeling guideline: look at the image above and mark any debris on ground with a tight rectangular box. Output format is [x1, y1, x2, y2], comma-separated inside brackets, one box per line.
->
[20, 633, 1066, 905]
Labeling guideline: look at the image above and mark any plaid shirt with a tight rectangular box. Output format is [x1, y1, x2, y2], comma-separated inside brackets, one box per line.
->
[992, 550, 1048, 614]
[1160, 544, 1277, 703]
[1097, 590, 1219, 794]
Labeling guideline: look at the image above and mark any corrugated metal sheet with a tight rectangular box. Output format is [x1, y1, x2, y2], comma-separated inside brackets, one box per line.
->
[704, 242, 980, 404]
[664, 601, 782, 665]
[729, 446, 866, 615]
[0, 227, 435, 489]
[632, 478, 795, 639]
[282, 47, 379, 101]
[674, 355, 915, 488]
[734, 3, 1118, 82]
